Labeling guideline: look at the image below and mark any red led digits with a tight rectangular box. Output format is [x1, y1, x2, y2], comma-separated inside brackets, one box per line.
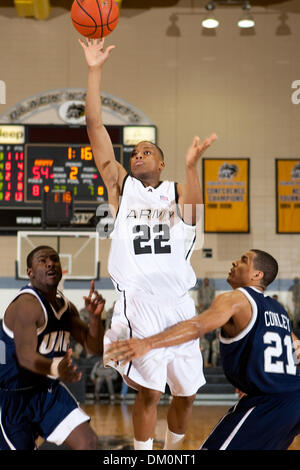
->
[32, 185, 40, 197]
[32, 166, 40, 179]
[40, 167, 49, 179]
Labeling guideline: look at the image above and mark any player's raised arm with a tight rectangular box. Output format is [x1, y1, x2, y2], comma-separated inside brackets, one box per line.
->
[177, 134, 217, 225]
[79, 38, 127, 212]
[106, 289, 250, 364]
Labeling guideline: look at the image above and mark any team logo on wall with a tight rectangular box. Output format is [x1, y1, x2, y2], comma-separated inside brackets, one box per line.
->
[291, 163, 300, 179]
[58, 100, 86, 124]
[0, 88, 154, 125]
[218, 163, 238, 179]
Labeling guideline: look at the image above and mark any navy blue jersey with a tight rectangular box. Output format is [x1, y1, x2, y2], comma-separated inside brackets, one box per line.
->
[0, 285, 72, 390]
[220, 286, 300, 396]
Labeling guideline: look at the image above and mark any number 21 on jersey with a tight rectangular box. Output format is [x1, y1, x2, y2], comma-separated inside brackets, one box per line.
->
[264, 332, 297, 375]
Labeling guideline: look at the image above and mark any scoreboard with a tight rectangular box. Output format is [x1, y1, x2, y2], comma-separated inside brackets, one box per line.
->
[26, 143, 110, 203]
[0, 124, 156, 232]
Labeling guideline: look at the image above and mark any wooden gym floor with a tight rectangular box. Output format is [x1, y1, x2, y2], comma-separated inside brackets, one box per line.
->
[80, 402, 300, 451]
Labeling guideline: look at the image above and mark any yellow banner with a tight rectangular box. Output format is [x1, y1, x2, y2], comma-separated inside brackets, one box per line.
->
[203, 158, 249, 232]
[276, 159, 300, 233]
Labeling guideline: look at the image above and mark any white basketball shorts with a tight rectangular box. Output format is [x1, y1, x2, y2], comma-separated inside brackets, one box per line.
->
[104, 291, 206, 396]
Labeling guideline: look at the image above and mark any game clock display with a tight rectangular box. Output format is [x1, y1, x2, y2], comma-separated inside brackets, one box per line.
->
[26, 143, 108, 203]
[0, 124, 156, 231]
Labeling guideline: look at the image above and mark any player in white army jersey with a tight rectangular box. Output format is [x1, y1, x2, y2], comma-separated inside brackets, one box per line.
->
[80, 37, 217, 450]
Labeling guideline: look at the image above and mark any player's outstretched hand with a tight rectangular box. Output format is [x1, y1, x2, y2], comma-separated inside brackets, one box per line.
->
[58, 349, 82, 383]
[186, 134, 217, 167]
[105, 338, 152, 365]
[83, 280, 105, 317]
[78, 37, 115, 68]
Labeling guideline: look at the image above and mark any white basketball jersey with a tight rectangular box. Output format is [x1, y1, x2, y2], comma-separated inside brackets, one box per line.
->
[108, 175, 197, 299]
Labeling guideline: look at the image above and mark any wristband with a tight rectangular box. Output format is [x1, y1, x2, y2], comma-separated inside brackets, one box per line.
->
[49, 357, 63, 379]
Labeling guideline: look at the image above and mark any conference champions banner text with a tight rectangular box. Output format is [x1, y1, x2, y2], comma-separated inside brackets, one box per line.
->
[276, 159, 300, 233]
[202, 158, 250, 233]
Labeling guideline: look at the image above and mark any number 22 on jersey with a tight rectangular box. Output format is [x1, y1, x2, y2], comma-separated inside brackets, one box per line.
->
[133, 224, 171, 255]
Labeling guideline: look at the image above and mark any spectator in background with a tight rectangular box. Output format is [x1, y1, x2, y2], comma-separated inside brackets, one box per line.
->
[104, 302, 130, 400]
[103, 301, 130, 400]
[197, 277, 215, 313]
[105, 301, 116, 332]
[211, 329, 220, 367]
[289, 278, 300, 328]
[79, 305, 90, 324]
[272, 294, 283, 306]
[119, 379, 129, 400]
[200, 330, 217, 368]
[197, 278, 216, 367]
[80, 300, 107, 362]
[70, 337, 86, 360]
[90, 357, 118, 402]
[272, 294, 293, 322]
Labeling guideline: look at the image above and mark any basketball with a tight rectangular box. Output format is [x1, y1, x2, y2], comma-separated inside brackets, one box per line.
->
[71, 0, 119, 39]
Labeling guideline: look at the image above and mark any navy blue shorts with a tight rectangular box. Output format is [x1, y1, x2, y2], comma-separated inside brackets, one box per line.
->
[201, 392, 300, 450]
[0, 380, 89, 450]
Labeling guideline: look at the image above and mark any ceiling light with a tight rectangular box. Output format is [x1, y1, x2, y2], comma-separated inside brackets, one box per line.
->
[202, 2, 219, 29]
[238, 1, 255, 29]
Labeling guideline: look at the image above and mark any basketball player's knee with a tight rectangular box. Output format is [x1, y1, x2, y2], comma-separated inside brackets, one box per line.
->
[71, 428, 98, 450]
[78, 431, 98, 450]
[173, 394, 196, 410]
[138, 388, 162, 408]
[87, 432, 98, 450]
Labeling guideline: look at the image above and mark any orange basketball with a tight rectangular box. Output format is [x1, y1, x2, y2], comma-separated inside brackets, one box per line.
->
[71, 0, 119, 39]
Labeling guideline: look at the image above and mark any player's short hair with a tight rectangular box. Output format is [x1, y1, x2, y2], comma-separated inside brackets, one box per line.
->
[133, 141, 165, 161]
[250, 249, 278, 288]
[26, 245, 57, 268]
[153, 143, 164, 161]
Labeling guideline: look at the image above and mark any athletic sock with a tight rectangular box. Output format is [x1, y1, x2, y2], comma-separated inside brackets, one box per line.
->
[163, 427, 185, 450]
[134, 437, 153, 450]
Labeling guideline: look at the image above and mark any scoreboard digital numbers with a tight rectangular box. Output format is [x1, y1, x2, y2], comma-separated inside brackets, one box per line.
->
[0, 124, 156, 231]
[26, 143, 109, 203]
